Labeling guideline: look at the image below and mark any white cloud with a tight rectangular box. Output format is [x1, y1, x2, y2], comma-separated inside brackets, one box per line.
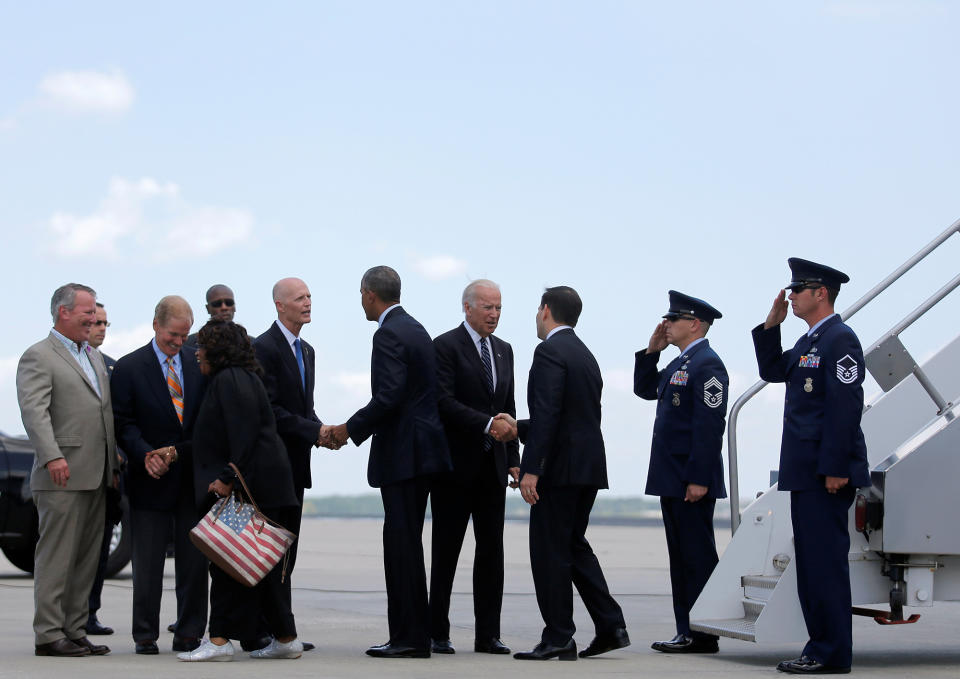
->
[410, 254, 468, 281]
[38, 69, 134, 114]
[328, 371, 371, 400]
[45, 177, 255, 260]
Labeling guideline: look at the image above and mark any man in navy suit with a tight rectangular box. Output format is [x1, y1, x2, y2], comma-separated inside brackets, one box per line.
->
[327, 266, 452, 658]
[495, 286, 628, 661]
[753, 258, 870, 675]
[634, 290, 727, 654]
[429, 279, 520, 655]
[111, 296, 208, 655]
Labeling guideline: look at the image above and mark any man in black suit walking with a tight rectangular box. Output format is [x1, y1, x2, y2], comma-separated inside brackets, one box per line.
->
[494, 286, 628, 661]
[429, 279, 520, 655]
[111, 296, 208, 655]
[326, 266, 452, 659]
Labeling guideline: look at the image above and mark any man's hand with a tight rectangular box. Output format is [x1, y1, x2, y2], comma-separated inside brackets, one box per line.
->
[684, 483, 708, 502]
[764, 289, 789, 329]
[825, 476, 849, 494]
[491, 413, 518, 442]
[143, 448, 170, 479]
[46, 457, 69, 487]
[520, 473, 539, 505]
[648, 321, 669, 354]
[328, 423, 350, 447]
[490, 415, 517, 442]
[208, 479, 234, 497]
[508, 466, 520, 489]
[318, 425, 343, 450]
[112, 469, 120, 489]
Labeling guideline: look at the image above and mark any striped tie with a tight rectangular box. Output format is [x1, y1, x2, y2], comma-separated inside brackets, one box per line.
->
[167, 356, 184, 424]
[480, 338, 494, 451]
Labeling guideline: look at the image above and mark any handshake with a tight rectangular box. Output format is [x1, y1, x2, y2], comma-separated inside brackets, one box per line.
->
[317, 423, 350, 450]
[489, 413, 518, 442]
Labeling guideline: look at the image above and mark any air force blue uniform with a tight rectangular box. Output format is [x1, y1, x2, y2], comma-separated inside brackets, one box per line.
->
[752, 259, 870, 671]
[635, 291, 727, 646]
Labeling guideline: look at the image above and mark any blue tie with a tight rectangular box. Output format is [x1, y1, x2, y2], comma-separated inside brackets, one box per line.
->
[294, 338, 306, 391]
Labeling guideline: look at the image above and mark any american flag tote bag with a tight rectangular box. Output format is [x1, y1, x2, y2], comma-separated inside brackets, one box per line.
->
[189, 463, 297, 587]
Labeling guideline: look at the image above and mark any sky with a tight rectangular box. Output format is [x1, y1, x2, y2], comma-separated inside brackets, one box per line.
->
[2, 1, 959, 500]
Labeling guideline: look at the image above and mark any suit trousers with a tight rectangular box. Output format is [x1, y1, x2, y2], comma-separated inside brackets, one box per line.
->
[429, 472, 506, 641]
[791, 487, 856, 668]
[86, 514, 113, 621]
[33, 487, 105, 644]
[208, 504, 299, 640]
[660, 496, 719, 640]
[380, 476, 431, 648]
[130, 483, 208, 641]
[529, 485, 625, 645]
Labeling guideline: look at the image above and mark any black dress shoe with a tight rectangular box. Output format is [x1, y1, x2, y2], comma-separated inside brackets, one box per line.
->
[777, 656, 851, 674]
[651, 634, 719, 654]
[475, 637, 510, 654]
[85, 618, 114, 635]
[579, 627, 630, 657]
[432, 638, 455, 654]
[302, 641, 316, 652]
[365, 642, 431, 658]
[71, 636, 110, 655]
[513, 639, 577, 661]
[135, 640, 159, 655]
[172, 636, 201, 652]
[35, 638, 90, 657]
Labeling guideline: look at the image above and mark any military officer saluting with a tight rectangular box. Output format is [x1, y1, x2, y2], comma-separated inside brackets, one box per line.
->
[753, 258, 870, 675]
[634, 291, 727, 654]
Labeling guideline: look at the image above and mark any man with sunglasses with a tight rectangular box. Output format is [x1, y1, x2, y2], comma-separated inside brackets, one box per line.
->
[753, 258, 870, 675]
[186, 285, 236, 347]
[634, 291, 727, 655]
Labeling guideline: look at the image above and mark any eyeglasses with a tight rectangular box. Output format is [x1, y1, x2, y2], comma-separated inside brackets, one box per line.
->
[94, 320, 111, 327]
[209, 299, 235, 308]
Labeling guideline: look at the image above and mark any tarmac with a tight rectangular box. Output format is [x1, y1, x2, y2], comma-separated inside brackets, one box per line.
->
[1, 517, 958, 678]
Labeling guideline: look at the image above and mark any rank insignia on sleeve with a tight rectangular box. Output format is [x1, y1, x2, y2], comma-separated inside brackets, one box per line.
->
[836, 354, 858, 384]
[703, 376, 724, 408]
[669, 370, 689, 386]
[798, 355, 821, 368]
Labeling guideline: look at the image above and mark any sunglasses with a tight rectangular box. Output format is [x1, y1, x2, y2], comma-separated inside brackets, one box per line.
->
[664, 314, 698, 322]
[94, 320, 111, 327]
[209, 299, 235, 308]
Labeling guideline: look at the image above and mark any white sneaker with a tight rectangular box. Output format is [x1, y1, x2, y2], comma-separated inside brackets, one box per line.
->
[250, 638, 304, 659]
[177, 639, 235, 661]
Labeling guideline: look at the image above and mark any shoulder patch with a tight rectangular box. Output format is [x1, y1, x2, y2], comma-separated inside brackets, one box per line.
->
[836, 354, 858, 384]
[704, 376, 724, 408]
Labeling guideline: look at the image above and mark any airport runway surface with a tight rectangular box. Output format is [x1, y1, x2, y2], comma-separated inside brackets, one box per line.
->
[1, 517, 957, 677]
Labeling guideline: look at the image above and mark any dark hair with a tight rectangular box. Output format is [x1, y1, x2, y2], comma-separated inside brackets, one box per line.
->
[826, 287, 839, 305]
[361, 265, 401, 303]
[197, 321, 262, 376]
[540, 286, 582, 327]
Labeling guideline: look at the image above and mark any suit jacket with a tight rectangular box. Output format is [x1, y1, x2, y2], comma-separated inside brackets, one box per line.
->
[191, 366, 298, 510]
[434, 324, 520, 486]
[16, 333, 117, 492]
[517, 328, 608, 489]
[752, 315, 870, 491]
[634, 339, 728, 499]
[347, 306, 452, 488]
[111, 342, 206, 511]
[254, 322, 322, 491]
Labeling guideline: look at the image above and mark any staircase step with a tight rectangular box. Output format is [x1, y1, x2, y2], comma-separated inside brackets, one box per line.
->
[742, 574, 781, 601]
[742, 599, 765, 618]
[690, 617, 757, 642]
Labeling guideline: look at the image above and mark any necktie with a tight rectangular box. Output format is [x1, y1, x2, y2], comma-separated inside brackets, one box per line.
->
[166, 356, 184, 424]
[480, 338, 494, 451]
[294, 338, 306, 391]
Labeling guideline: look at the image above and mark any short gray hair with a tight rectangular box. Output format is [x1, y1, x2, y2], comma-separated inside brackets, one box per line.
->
[462, 279, 500, 307]
[50, 283, 96, 323]
[361, 266, 401, 303]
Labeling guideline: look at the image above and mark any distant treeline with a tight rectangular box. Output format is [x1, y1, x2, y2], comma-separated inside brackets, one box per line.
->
[303, 494, 739, 525]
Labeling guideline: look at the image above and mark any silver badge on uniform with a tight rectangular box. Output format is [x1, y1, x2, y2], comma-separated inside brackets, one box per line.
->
[703, 377, 723, 408]
[672, 393, 680, 407]
[804, 377, 813, 392]
[836, 354, 858, 384]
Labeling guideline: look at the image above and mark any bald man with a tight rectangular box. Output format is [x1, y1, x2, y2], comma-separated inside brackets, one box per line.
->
[112, 296, 209, 655]
[186, 284, 236, 346]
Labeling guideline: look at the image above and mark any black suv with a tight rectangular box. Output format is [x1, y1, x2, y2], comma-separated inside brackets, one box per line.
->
[0, 431, 131, 576]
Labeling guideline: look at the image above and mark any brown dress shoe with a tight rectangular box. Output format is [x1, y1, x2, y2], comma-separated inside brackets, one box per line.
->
[35, 638, 90, 657]
[71, 636, 110, 655]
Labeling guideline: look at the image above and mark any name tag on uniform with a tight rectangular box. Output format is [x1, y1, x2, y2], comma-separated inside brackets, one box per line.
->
[798, 355, 821, 368]
[669, 370, 689, 386]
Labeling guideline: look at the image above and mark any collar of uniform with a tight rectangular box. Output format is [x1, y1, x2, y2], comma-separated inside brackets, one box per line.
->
[545, 325, 572, 341]
[807, 313, 837, 337]
[378, 303, 402, 327]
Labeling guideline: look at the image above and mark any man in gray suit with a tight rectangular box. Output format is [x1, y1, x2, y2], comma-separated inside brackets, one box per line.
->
[16, 283, 119, 657]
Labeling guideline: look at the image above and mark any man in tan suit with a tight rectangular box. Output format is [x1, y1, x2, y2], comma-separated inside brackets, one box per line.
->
[16, 283, 119, 657]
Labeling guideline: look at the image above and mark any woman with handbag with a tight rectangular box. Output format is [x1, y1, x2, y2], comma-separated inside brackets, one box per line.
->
[177, 320, 303, 662]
